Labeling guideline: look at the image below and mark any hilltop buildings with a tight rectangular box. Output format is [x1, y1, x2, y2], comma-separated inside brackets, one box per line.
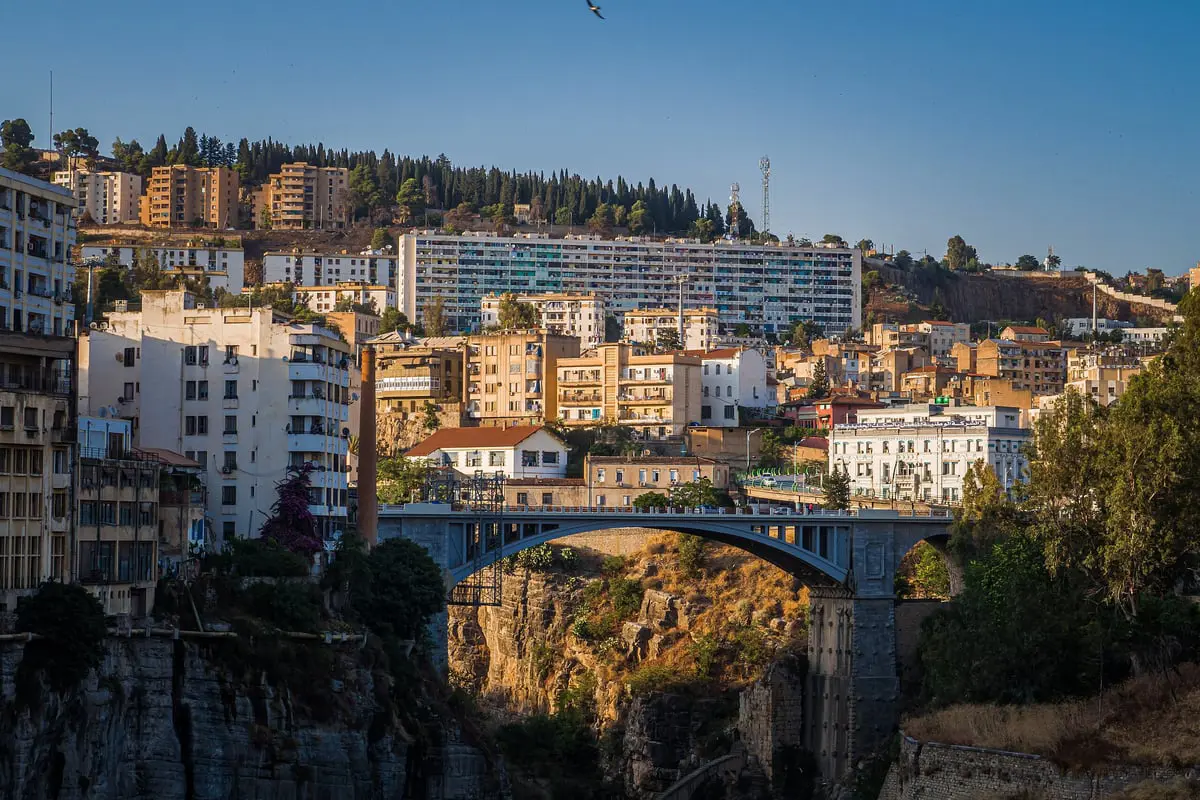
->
[254, 163, 349, 230]
[52, 169, 142, 225]
[480, 293, 606, 348]
[81, 240, 246, 295]
[0, 167, 77, 336]
[139, 165, 239, 229]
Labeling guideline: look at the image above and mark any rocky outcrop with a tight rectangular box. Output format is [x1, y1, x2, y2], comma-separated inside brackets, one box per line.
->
[0, 637, 505, 800]
[619, 694, 738, 798]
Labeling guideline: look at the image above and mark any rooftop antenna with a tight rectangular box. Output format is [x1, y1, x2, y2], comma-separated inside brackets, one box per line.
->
[48, 71, 53, 147]
[729, 183, 741, 240]
[759, 156, 771, 236]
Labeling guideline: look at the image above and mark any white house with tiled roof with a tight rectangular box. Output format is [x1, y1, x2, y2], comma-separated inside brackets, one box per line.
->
[405, 425, 568, 479]
[683, 347, 771, 427]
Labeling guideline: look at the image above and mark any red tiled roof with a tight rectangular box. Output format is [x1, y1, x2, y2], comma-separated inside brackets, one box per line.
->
[138, 448, 203, 469]
[1005, 326, 1049, 334]
[922, 320, 957, 326]
[406, 425, 556, 457]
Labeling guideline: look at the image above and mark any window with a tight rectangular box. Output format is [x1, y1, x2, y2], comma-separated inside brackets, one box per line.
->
[198, 381, 209, 400]
[596, 495, 606, 506]
[516, 492, 529, 505]
[596, 468, 605, 482]
[119, 504, 133, 526]
[23, 407, 37, 430]
[123, 382, 135, 401]
[100, 501, 116, 525]
[198, 345, 209, 364]
[224, 345, 238, 363]
[224, 415, 237, 434]
[541, 493, 553, 505]
[615, 469, 624, 484]
[521, 450, 538, 467]
[703, 386, 710, 397]
[0, 406, 11, 429]
[53, 449, 66, 474]
[701, 405, 712, 419]
[29, 451, 42, 475]
[186, 381, 197, 401]
[724, 405, 736, 420]
[185, 416, 196, 436]
[541, 451, 559, 465]
[652, 470, 660, 482]
[198, 416, 208, 435]
[669, 469, 679, 482]
[223, 521, 236, 539]
[224, 380, 238, 399]
[223, 451, 237, 470]
[488, 451, 505, 467]
[185, 346, 197, 365]
[221, 486, 237, 506]
[123, 347, 135, 367]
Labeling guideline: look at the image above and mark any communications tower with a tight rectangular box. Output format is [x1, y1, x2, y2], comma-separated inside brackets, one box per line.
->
[729, 183, 741, 239]
[759, 156, 771, 236]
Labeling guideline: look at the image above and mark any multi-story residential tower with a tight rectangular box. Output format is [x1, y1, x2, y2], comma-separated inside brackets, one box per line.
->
[479, 293, 606, 349]
[974, 339, 1066, 395]
[256, 163, 349, 230]
[372, 335, 465, 422]
[0, 331, 75, 612]
[262, 250, 398, 289]
[465, 331, 579, 427]
[79, 290, 352, 544]
[624, 307, 719, 351]
[139, 165, 240, 228]
[556, 343, 702, 439]
[81, 239, 246, 295]
[0, 167, 77, 336]
[829, 403, 1030, 504]
[52, 169, 143, 225]
[398, 232, 861, 335]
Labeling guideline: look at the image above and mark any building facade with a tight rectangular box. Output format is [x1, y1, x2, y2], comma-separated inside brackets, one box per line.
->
[0, 332, 75, 612]
[556, 343, 702, 439]
[623, 307, 719, 351]
[262, 250, 398, 289]
[81, 241, 246, 295]
[583, 455, 730, 507]
[829, 403, 1029, 504]
[480, 293, 606, 349]
[139, 165, 240, 229]
[690, 347, 771, 426]
[256, 163, 349, 230]
[975, 339, 1066, 395]
[465, 331, 580, 427]
[405, 426, 568, 480]
[917, 321, 972, 358]
[372, 336, 465, 420]
[79, 290, 352, 545]
[285, 283, 396, 314]
[0, 167, 77, 336]
[398, 232, 861, 335]
[52, 169, 143, 225]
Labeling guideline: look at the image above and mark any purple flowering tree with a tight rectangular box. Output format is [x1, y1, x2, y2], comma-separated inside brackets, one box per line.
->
[260, 463, 324, 556]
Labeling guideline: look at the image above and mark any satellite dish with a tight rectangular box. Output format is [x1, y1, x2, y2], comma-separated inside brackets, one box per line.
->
[108, 406, 119, 417]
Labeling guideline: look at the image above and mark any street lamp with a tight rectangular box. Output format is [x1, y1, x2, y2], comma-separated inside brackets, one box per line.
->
[746, 427, 765, 473]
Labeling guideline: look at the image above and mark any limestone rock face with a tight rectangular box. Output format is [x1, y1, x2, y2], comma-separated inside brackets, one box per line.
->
[0, 638, 505, 800]
[639, 590, 679, 631]
[621, 622, 652, 661]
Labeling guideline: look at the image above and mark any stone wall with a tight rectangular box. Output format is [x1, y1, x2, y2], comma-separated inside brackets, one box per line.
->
[0, 637, 505, 800]
[737, 654, 806, 782]
[882, 735, 1200, 800]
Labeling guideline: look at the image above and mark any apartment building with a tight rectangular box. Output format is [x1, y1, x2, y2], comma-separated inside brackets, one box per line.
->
[480, 293, 606, 349]
[465, 331, 579, 427]
[324, 311, 380, 366]
[946, 375, 1033, 410]
[79, 290, 352, 545]
[584, 455, 730, 508]
[868, 323, 925, 350]
[999, 325, 1052, 343]
[688, 347, 771, 427]
[263, 250, 398, 289]
[829, 403, 1029, 504]
[869, 347, 930, 392]
[81, 241, 246, 295]
[52, 169, 142, 225]
[974, 339, 1066, 395]
[372, 334, 465, 421]
[0, 167, 77, 336]
[76, 416, 159, 615]
[899, 366, 962, 400]
[918, 321, 972, 357]
[0, 332, 75, 612]
[405, 425, 568, 480]
[398, 232, 861, 335]
[1063, 349, 1144, 407]
[256, 163, 349, 230]
[623, 307, 719, 351]
[284, 283, 396, 314]
[556, 343, 702, 439]
[1063, 318, 1132, 338]
[145, 448, 207, 566]
[140, 165, 240, 229]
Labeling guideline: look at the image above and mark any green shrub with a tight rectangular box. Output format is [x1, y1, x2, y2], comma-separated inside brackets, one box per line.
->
[731, 625, 770, 672]
[678, 534, 707, 579]
[557, 547, 579, 571]
[601, 555, 626, 576]
[352, 538, 446, 640]
[16, 582, 107, 694]
[242, 581, 323, 633]
[690, 634, 720, 678]
[513, 542, 555, 571]
[609, 577, 643, 619]
[222, 538, 311, 578]
[626, 663, 696, 697]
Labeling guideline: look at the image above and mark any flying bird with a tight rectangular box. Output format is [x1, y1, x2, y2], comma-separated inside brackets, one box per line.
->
[586, 0, 604, 19]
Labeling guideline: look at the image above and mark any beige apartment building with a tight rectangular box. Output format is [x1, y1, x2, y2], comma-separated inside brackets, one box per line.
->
[0, 332, 75, 613]
[373, 334, 465, 421]
[52, 169, 143, 225]
[480, 293, 606, 349]
[556, 342, 702, 439]
[324, 311, 380, 366]
[623, 307, 719, 351]
[465, 331, 579, 427]
[256, 163, 349, 230]
[974, 339, 1066, 395]
[584, 454, 730, 507]
[140, 165, 240, 228]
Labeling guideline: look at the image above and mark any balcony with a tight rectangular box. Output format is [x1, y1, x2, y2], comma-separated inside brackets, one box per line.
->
[619, 392, 671, 404]
[287, 431, 349, 456]
[288, 360, 349, 385]
[560, 392, 602, 404]
[560, 373, 601, 385]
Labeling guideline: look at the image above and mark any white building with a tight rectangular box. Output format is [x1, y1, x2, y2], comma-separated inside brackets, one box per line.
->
[281, 283, 396, 314]
[689, 347, 771, 427]
[480, 293, 606, 349]
[917, 321, 972, 358]
[81, 243, 245, 295]
[1123, 327, 1170, 346]
[829, 403, 1029, 504]
[79, 289, 352, 545]
[263, 250, 398, 290]
[624, 307, 719, 351]
[52, 170, 142, 225]
[1062, 318, 1132, 338]
[398, 232, 861, 336]
[404, 425, 568, 480]
[0, 167, 77, 336]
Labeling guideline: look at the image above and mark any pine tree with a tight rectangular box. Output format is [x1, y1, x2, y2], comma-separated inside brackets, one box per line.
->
[807, 360, 830, 399]
[823, 467, 851, 511]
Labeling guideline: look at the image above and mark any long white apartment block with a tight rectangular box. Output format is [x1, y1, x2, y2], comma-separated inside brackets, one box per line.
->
[0, 167, 77, 336]
[263, 250, 398, 290]
[480, 292, 606, 348]
[399, 232, 862, 336]
[829, 403, 1030, 504]
[81, 243, 245, 295]
[52, 169, 142, 225]
[79, 290, 352, 545]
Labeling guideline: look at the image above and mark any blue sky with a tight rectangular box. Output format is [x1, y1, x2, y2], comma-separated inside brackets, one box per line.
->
[4, 0, 1197, 273]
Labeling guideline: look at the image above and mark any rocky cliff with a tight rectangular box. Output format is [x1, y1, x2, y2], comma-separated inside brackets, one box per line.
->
[0, 636, 506, 800]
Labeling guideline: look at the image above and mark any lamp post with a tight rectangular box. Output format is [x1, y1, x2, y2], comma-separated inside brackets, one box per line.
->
[746, 427, 764, 473]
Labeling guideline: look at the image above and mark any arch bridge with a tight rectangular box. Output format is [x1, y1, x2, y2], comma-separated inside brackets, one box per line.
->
[377, 503, 951, 781]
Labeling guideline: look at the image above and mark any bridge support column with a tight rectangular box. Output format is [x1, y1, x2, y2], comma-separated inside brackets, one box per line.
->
[379, 515, 452, 672]
[804, 522, 902, 780]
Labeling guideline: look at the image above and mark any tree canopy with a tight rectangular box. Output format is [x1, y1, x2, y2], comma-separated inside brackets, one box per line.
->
[497, 293, 539, 330]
